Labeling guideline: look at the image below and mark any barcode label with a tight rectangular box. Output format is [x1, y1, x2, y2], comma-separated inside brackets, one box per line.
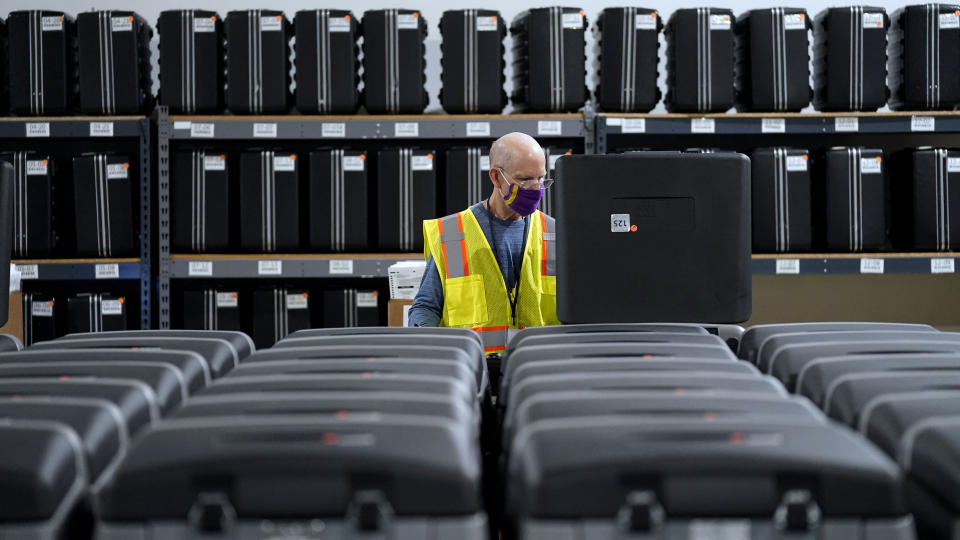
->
[273, 155, 296, 172]
[636, 12, 658, 29]
[762, 118, 785, 133]
[101, 299, 124, 315]
[188, 261, 213, 276]
[17, 265, 39, 280]
[411, 155, 434, 171]
[328, 17, 351, 32]
[786, 155, 808, 172]
[939, 12, 960, 29]
[42, 16, 64, 31]
[466, 122, 491, 137]
[948, 157, 960, 173]
[397, 13, 419, 29]
[258, 260, 283, 275]
[911, 116, 936, 132]
[835, 117, 859, 132]
[860, 258, 885, 274]
[477, 15, 498, 31]
[253, 123, 277, 138]
[691, 118, 716, 133]
[106, 163, 129, 179]
[194, 17, 216, 32]
[863, 12, 884, 28]
[710, 14, 731, 30]
[216, 292, 238, 308]
[343, 156, 365, 171]
[191, 123, 215, 138]
[776, 259, 801, 274]
[286, 294, 309, 310]
[329, 260, 354, 275]
[394, 122, 419, 137]
[357, 292, 379, 308]
[480, 156, 491, 170]
[25, 123, 50, 137]
[321, 123, 345, 138]
[96, 264, 120, 279]
[26, 160, 48, 175]
[90, 122, 114, 137]
[622, 119, 646, 133]
[111, 16, 133, 32]
[260, 16, 283, 31]
[931, 258, 956, 274]
[32, 301, 53, 317]
[203, 155, 226, 171]
[562, 12, 584, 29]
[860, 157, 883, 174]
[783, 13, 807, 30]
[538, 121, 562, 135]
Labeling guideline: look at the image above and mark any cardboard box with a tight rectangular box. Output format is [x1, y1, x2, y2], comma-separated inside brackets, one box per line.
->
[388, 299, 413, 327]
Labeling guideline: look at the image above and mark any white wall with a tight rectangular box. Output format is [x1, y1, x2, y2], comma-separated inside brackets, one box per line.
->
[3, 0, 908, 112]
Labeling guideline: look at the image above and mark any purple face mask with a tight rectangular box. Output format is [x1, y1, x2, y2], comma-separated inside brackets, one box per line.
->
[502, 183, 544, 216]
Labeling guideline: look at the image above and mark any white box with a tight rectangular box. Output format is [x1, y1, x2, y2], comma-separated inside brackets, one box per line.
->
[389, 261, 426, 300]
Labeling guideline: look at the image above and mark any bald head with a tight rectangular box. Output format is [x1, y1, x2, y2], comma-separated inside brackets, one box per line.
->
[489, 132, 546, 177]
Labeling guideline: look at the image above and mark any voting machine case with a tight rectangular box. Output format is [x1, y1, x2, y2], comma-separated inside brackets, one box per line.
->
[72, 154, 136, 257]
[7, 11, 76, 115]
[596, 8, 661, 112]
[510, 7, 588, 113]
[22, 294, 55, 346]
[172, 151, 230, 253]
[377, 148, 437, 252]
[890, 4, 960, 110]
[294, 10, 360, 114]
[181, 289, 242, 332]
[251, 288, 311, 348]
[439, 9, 507, 113]
[0, 152, 54, 258]
[67, 293, 127, 334]
[445, 147, 490, 215]
[224, 10, 292, 114]
[77, 11, 152, 114]
[665, 8, 736, 112]
[821, 147, 887, 251]
[308, 149, 369, 252]
[157, 10, 223, 114]
[239, 151, 300, 253]
[322, 289, 381, 328]
[0, 20, 7, 114]
[906, 149, 960, 251]
[735, 8, 812, 112]
[751, 148, 813, 253]
[362, 9, 429, 114]
[813, 7, 889, 111]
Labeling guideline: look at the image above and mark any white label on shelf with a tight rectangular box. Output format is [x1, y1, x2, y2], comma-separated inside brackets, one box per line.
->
[948, 158, 960, 173]
[258, 260, 283, 275]
[466, 122, 491, 137]
[321, 122, 346, 138]
[691, 118, 716, 133]
[611, 213, 631, 232]
[106, 163, 129, 179]
[688, 520, 750, 540]
[932, 258, 956, 274]
[775, 259, 801, 274]
[860, 258, 885, 274]
[194, 17, 216, 32]
[328, 17, 351, 32]
[25, 122, 50, 137]
[101, 299, 124, 315]
[537, 120, 562, 135]
[286, 293, 309, 309]
[710, 14, 731, 30]
[42, 16, 64, 31]
[111, 16, 133, 32]
[480, 156, 491, 170]
[89, 122, 114, 137]
[411, 155, 434, 171]
[190, 123, 215, 138]
[329, 259, 354, 275]
[397, 13, 419, 29]
[26, 160, 48, 176]
[343, 156, 365, 171]
[762, 118, 786, 133]
[911, 116, 936, 132]
[260, 16, 283, 31]
[32, 301, 53, 317]
[835, 117, 859, 132]
[939, 13, 960, 29]
[216, 292, 238, 308]
[17, 265, 39, 280]
[863, 12, 885, 28]
[394, 122, 419, 137]
[203, 155, 226, 171]
[357, 292, 379, 308]
[860, 157, 883, 174]
[253, 123, 277, 138]
[477, 15, 498, 31]
[783, 13, 807, 30]
[188, 261, 213, 276]
[273, 155, 296, 172]
[622, 118, 647, 133]
[636, 12, 658, 29]
[95, 264, 120, 279]
[605, 117, 622, 126]
[562, 12, 584, 29]
[173, 121, 191, 130]
[786, 155, 808, 172]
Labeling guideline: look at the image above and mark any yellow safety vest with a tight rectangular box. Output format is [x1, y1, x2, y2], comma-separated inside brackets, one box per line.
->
[423, 207, 560, 355]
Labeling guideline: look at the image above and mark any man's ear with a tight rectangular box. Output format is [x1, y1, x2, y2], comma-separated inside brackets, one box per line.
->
[488, 167, 501, 189]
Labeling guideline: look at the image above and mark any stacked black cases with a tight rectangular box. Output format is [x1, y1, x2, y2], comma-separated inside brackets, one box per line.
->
[813, 7, 889, 111]
[76, 11, 152, 114]
[377, 149, 437, 252]
[890, 4, 960, 110]
[72, 154, 135, 257]
[822, 148, 887, 251]
[751, 148, 813, 253]
[445, 147, 490, 214]
[251, 288, 311, 348]
[909, 149, 960, 251]
[0, 19, 7, 114]
[7, 11, 76, 115]
[510, 7, 588, 112]
[596, 8, 661, 112]
[322, 289, 379, 327]
[171, 151, 230, 253]
[157, 10, 223, 114]
[735, 8, 812, 112]
[307, 149, 368, 252]
[225, 10, 291, 114]
[362, 9, 429, 114]
[294, 10, 360, 114]
[67, 293, 127, 334]
[665, 8, 736, 112]
[0, 152, 53, 258]
[240, 151, 300, 253]
[439, 9, 507, 113]
[540, 147, 572, 216]
[22, 294, 55, 346]
[181, 289, 241, 331]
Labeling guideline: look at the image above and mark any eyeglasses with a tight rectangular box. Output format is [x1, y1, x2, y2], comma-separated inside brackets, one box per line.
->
[497, 167, 555, 190]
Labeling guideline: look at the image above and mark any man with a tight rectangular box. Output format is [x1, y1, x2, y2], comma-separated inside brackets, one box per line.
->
[408, 132, 560, 355]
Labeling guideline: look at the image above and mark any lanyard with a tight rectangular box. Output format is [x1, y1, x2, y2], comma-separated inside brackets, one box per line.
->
[486, 198, 529, 327]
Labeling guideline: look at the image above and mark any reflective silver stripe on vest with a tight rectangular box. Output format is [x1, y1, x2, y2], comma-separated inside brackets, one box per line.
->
[439, 213, 467, 279]
[543, 213, 557, 276]
[477, 327, 508, 352]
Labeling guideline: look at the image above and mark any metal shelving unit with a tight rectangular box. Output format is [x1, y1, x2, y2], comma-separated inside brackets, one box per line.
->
[751, 253, 958, 275]
[0, 116, 152, 330]
[169, 254, 420, 279]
